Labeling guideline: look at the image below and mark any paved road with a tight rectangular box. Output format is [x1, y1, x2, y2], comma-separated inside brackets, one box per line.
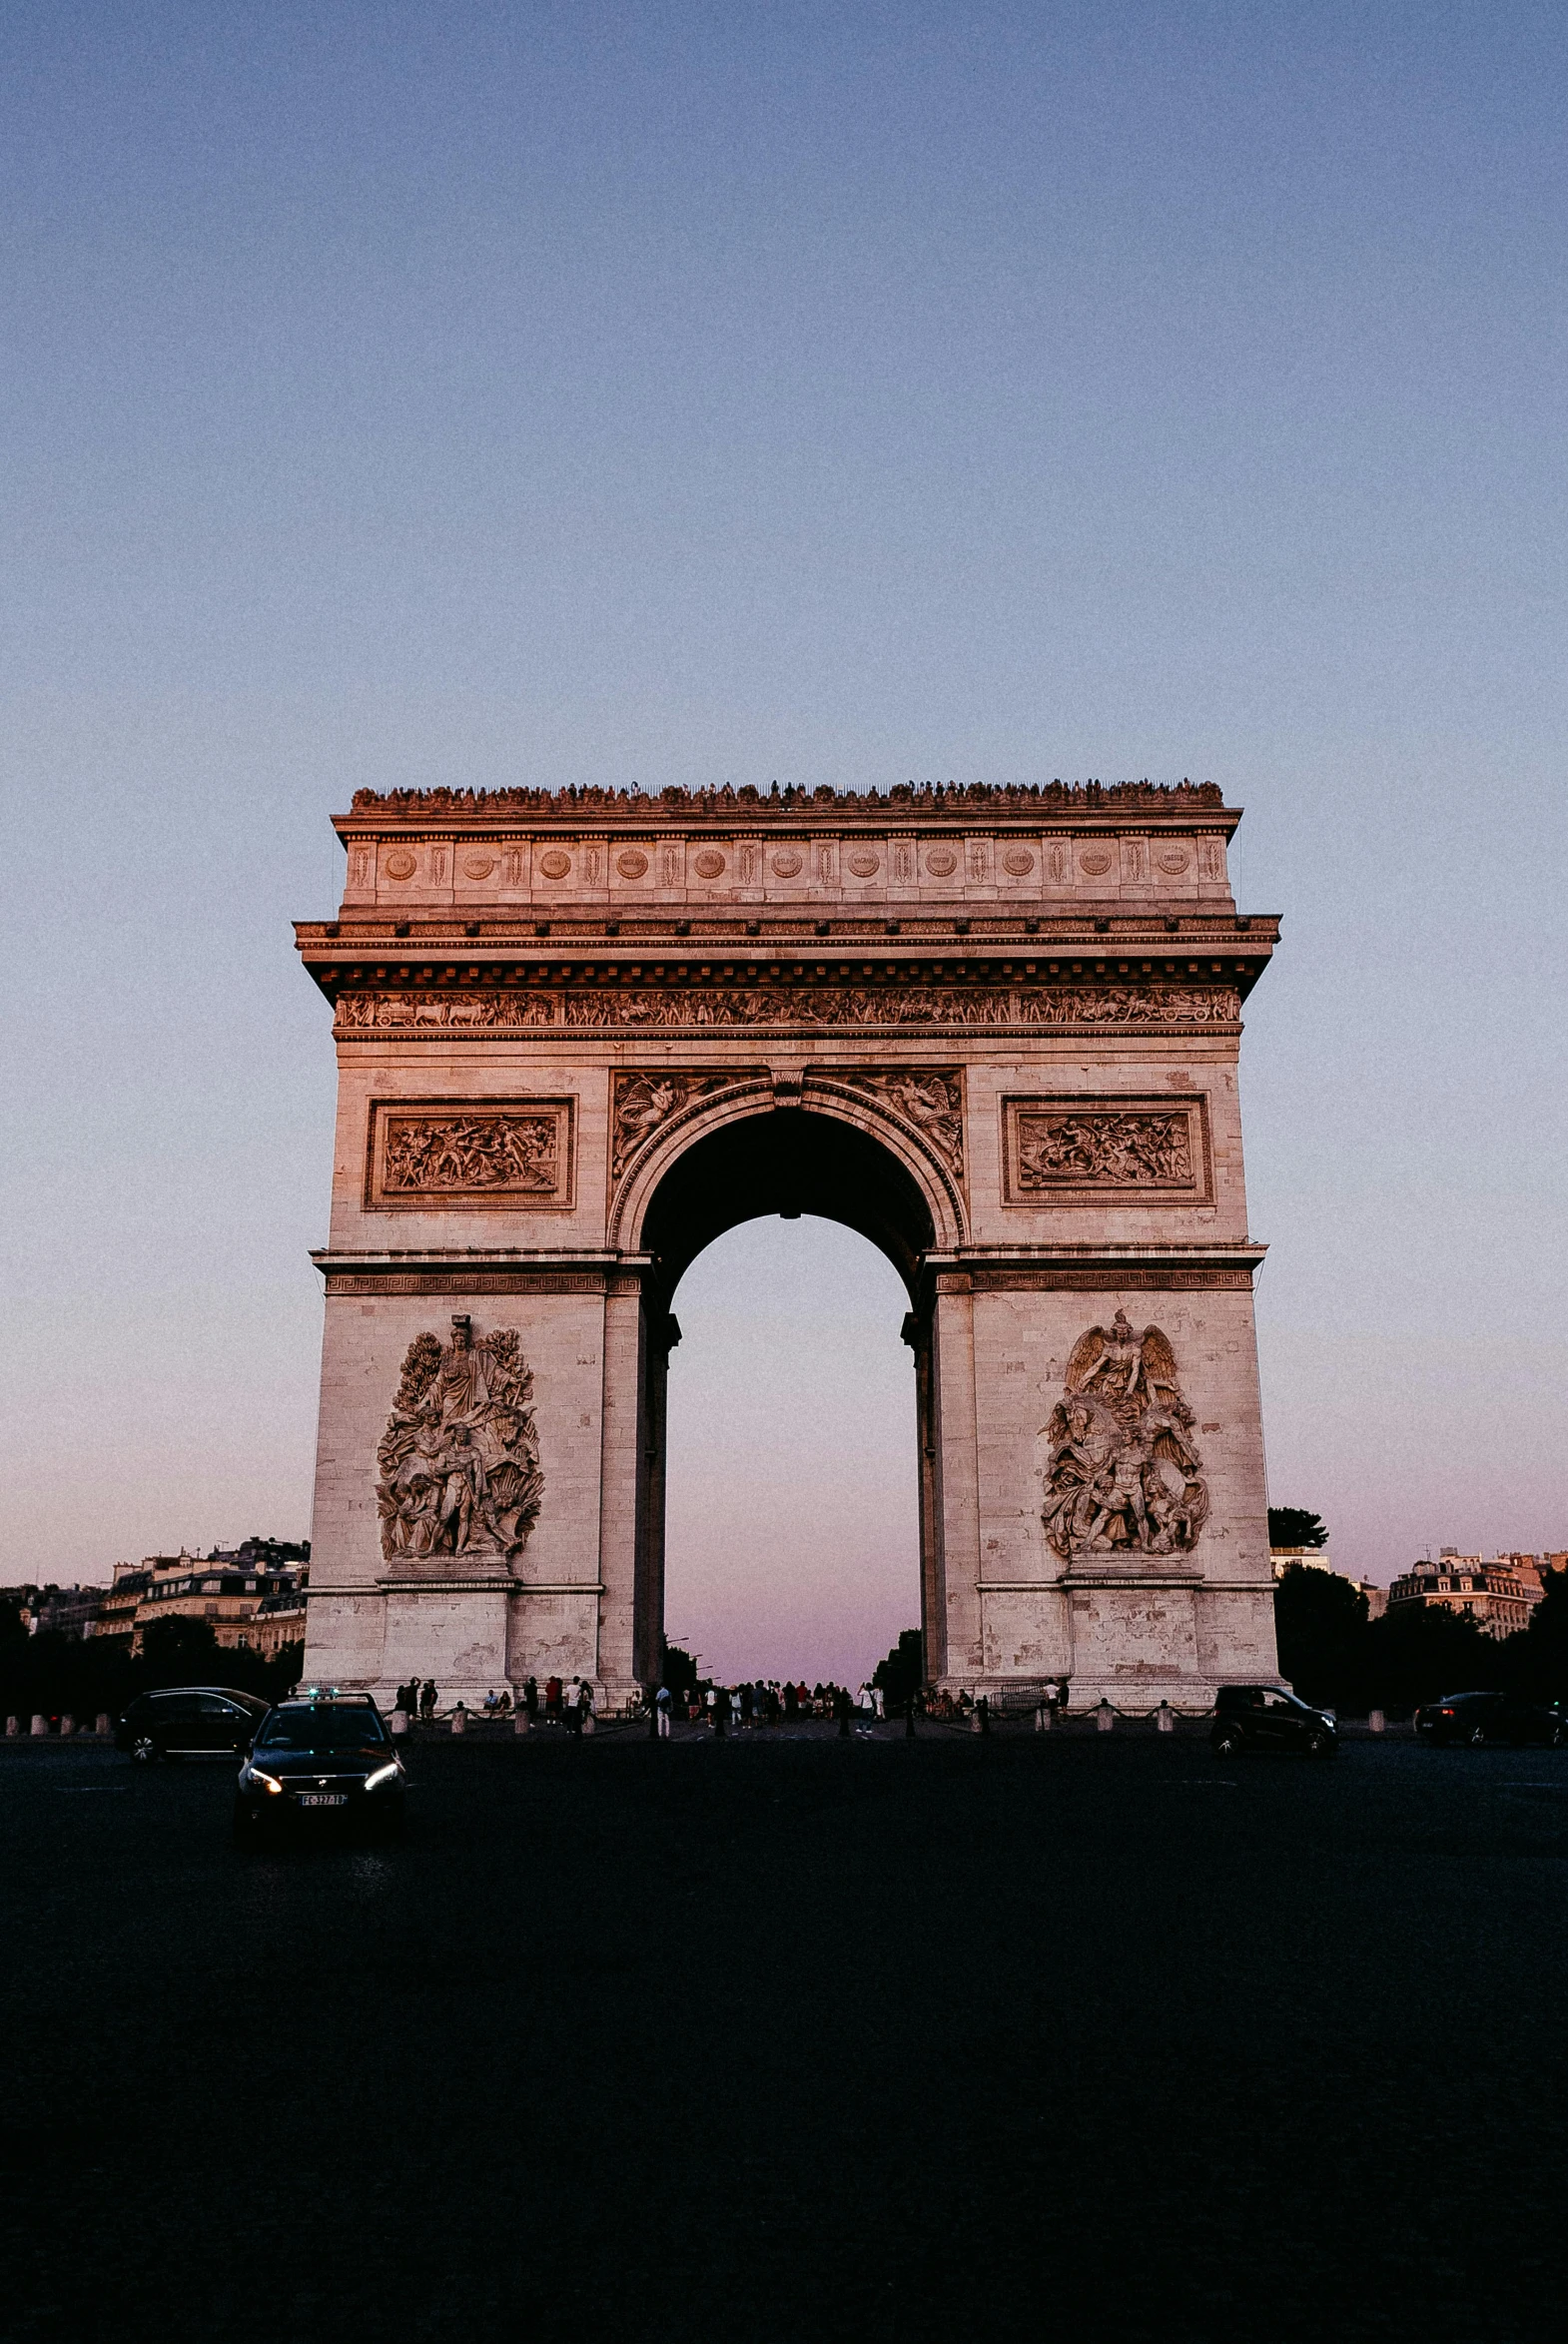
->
[3, 1729, 1565, 2342]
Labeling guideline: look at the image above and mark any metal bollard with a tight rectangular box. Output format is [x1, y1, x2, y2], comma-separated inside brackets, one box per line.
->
[5, 1716, 18, 1737]
[514, 1712, 530, 1735]
[1157, 1703, 1175, 1734]
[1368, 1709, 1385, 1734]
[60, 1715, 75, 1738]
[582, 1713, 595, 1736]
[450, 1710, 466, 1736]
[390, 1708, 408, 1737]
[96, 1713, 111, 1737]
[1096, 1703, 1115, 1733]
[30, 1715, 48, 1737]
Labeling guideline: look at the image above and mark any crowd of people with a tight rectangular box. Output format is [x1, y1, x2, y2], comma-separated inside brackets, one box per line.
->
[390, 1671, 1051, 1735]
[650, 1680, 885, 1736]
[392, 1675, 598, 1732]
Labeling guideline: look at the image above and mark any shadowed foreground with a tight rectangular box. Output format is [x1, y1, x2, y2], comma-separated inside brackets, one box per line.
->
[2, 1729, 1565, 2342]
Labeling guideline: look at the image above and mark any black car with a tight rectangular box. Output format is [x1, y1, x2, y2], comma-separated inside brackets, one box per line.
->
[1210, 1684, 1338, 1758]
[117, 1686, 271, 1762]
[234, 1695, 406, 1838]
[1414, 1690, 1568, 1748]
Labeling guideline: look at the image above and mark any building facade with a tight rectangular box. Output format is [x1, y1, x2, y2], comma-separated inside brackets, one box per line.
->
[1386, 1550, 1545, 1638]
[95, 1544, 309, 1657]
[296, 779, 1283, 1711]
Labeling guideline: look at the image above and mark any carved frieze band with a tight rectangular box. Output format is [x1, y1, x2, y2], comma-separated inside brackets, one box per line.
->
[338, 985, 1239, 1037]
[366, 1100, 575, 1210]
[1002, 1096, 1212, 1206]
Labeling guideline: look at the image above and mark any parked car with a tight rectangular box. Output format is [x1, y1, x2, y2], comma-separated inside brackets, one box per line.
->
[116, 1686, 271, 1762]
[233, 1694, 406, 1839]
[1414, 1690, 1568, 1748]
[1210, 1684, 1338, 1758]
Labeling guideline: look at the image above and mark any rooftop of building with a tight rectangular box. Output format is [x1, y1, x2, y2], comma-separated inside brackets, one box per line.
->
[346, 778, 1228, 823]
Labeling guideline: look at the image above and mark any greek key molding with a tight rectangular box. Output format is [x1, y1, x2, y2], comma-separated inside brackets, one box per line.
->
[966, 1263, 1254, 1291]
[326, 1270, 610, 1295]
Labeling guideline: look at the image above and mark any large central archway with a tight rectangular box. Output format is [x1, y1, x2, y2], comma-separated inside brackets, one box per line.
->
[626, 1102, 947, 1686]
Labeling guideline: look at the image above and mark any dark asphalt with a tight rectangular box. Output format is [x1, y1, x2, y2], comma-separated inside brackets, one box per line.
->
[3, 1725, 1565, 2343]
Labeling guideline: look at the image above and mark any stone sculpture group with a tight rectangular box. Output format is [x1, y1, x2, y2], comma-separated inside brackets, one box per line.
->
[1041, 1311, 1209, 1563]
[376, 1315, 544, 1564]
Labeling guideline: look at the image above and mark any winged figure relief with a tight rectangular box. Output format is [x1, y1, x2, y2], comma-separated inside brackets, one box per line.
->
[1042, 1311, 1208, 1562]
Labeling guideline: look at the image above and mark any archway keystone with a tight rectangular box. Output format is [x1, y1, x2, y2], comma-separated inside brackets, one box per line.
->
[297, 781, 1280, 1709]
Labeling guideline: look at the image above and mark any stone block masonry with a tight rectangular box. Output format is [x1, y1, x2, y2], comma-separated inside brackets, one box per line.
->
[295, 780, 1281, 1709]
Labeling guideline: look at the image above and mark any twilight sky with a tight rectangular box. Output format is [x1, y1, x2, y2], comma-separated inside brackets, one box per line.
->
[3, 3, 1565, 1681]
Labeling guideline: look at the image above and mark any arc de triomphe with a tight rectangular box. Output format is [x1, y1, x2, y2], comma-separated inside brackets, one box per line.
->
[296, 780, 1280, 1709]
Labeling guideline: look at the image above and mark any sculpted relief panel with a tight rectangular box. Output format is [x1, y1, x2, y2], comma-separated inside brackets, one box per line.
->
[832, 1070, 964, 1175]
[367, 1101, 574, 1208]
[378, 1315, 544, 1569]
[340, 985, 1239, 1036]
[1041, 1314, 1208, 1568]
[610, 1071, 762, 1178]
[1003, 1096, 1211, 1205]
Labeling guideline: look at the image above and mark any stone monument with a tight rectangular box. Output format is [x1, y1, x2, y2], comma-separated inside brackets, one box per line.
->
[295, 779, 1281, 1709]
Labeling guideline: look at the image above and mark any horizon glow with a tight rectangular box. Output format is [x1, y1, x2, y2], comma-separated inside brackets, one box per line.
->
[3, 5, 1565, 1684]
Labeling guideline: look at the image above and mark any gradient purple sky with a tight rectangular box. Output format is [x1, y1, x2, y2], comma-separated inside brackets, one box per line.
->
[4, 4, 1565, 1682]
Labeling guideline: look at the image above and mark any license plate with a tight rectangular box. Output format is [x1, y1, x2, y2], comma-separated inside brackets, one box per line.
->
[298, 1794, 348, 1808]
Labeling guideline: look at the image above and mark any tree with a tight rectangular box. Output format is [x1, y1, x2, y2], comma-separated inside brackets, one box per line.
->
[872, 1629, 924, 1711]
[139, 1616, 222, 1684]
[1363, 1600, 1500, 1711]
[1507, 1566, 1568, 1700]
[659, 1641, 700, 1697]
[1273, 1565, 1367, 1711]
[1268, 1507, 1328, 1550]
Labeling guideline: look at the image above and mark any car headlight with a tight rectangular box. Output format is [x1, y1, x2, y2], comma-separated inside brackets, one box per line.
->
[244, 1767, 285, 1796]
[363, 1762, 400, 1793]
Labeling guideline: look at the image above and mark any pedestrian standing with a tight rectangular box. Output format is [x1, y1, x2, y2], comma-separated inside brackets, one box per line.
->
[564, 1676, 583, 1735]
[524, 1677, 538, 1723]
[713, 1685, 730, 1739]
[420, 1680, 437, 1721]
[655, 1683, 672, 1739]
[833, 1685, 853, 1739]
